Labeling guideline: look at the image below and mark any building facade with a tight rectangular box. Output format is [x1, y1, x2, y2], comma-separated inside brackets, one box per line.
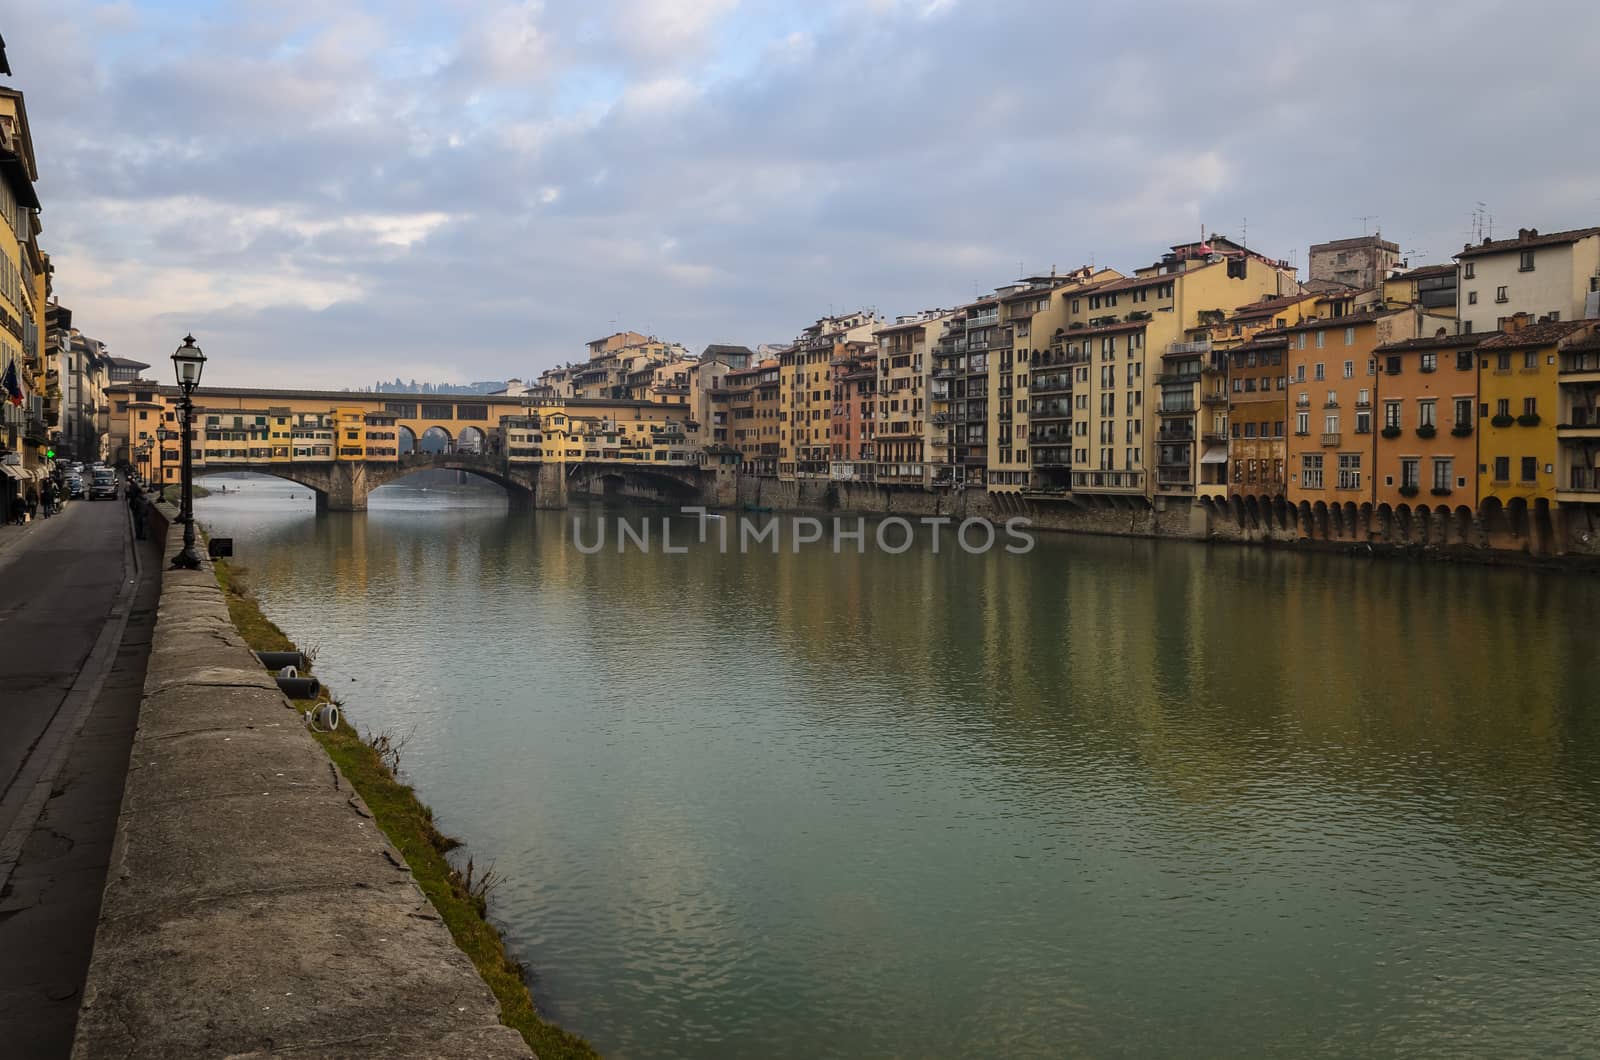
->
[1371, 331, 1484, 508]
[1456, 227, 1600, 335]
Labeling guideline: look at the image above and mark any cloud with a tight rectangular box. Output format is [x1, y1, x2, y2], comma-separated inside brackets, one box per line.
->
[4, 0, 1600, 387]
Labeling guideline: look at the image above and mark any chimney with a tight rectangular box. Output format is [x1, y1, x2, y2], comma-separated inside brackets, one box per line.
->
[1506, 312, 1532, 333]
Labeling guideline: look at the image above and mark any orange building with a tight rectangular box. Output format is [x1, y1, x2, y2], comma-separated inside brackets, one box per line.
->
[1226, 333, 1289, 501]
[1285, 308, 1420, 508]
[1371, 331, 1485, 508]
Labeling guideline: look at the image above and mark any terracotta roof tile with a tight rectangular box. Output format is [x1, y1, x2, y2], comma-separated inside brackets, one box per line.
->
[1455, 226, 1600, 259]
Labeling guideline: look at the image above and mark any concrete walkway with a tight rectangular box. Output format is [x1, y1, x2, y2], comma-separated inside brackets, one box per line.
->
[0, 497, 161, 1057]
[70, 524, 533, 1058]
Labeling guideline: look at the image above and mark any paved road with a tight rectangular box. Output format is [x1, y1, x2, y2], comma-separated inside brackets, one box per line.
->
[0, 495, 163, 1056]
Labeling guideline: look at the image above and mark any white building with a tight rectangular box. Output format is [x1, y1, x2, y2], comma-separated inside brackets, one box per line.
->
[1456, 226, 1600, 335]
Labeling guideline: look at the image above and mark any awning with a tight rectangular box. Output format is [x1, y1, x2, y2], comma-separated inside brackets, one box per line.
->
[1200, 447, 1229, 465]
[0, 464, 21, 480]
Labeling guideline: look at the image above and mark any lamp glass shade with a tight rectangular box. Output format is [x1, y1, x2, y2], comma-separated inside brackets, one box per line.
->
[172, 335, 207, 389]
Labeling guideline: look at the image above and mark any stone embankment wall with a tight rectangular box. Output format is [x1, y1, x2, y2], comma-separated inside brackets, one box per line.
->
[73, 521, 532, 1059]
[726, 474, 1600, 564]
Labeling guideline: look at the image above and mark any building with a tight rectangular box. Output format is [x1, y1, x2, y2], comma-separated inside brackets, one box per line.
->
[1456, 226, 1600, 335]
[1225, 333, 1289, 503]
[724, 358, 781, 474]
[1284, 308, 1421, 508]
[781, 311, 879, 479]
[829, 340, 877, 481]
[1382, 263, 1458, 320]
[1555, 330, 1600, 507]
[1371, 331, 1485, 509]
[1476, 317, 1600, 512]
[1065, 235, 1299, 502]
[0, 81, 46, 496]
[873, 310, 948, 487]
[1308, 234, 1401, 292]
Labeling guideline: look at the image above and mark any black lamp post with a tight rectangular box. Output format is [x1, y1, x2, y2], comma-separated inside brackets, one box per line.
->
[170, 335, 207, 570]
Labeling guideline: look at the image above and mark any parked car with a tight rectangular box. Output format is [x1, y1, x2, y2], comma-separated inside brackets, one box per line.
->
[66, 475, 85, 499]
[89, 468, 117, 500]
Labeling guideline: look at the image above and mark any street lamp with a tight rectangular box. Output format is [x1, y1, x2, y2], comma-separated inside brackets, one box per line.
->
[169, 334, 207, 570]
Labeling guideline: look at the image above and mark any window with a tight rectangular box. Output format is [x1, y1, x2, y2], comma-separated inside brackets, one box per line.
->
[1356, 410, 1372, 434]
[1433, 458, 1453, 491]
[1464, 262, 1475, 279]
[1314, 362, 1325, 381]
[1301, 454, 1324, 489]
[1343, 360, 1355, 379]
[1495, 285, 1508, 303]
[1384, 401, 1402, 428]
[1337, 453, 1361, 490]
[1521, 456, 1538, 482]
[1456, 350, 1474, 371]
[1315, 331, 1325, 349]
[1357, 388, 1371, 406]
[1468, 291, 1478, 305]
[1497, 353, 1511, 371]
[1296, 364, 1306, 382]
[1326, 390, 1338, 406]
[1295, 411, 1309, 435]
[1496, 398, 1510, 417]
[1386, 355, 1402, 375]
[1454, 398, 1473, 427]
[1420, 353, 1437, 372]
[1524, 396, 1537, 416]
[1419, 400, 1436, 428]
[1401, 458, 1420, 489]
[1325, 413, 1340, 434]
[1493, 456, 1510, 482]
[1519, 249, 1535, 272]
[1344, 327, 1355, 346]
[1524, 351, 1538, 369]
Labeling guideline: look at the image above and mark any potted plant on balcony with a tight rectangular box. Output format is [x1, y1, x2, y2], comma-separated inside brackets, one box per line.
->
[1517, 412, 1541, 427]
[1399, 484, 1420, 498]
[1381, 425, 1402, 439]
[1491, 413, 1515, 428]
[1431, 486, 1453, 496]
[1415, 424, 1436, 439]
[1451, 423, 1473, 437]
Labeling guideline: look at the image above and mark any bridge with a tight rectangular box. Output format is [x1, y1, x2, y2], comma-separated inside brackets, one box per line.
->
[110, 383, 732, 511]
[195, 452, 721, 511]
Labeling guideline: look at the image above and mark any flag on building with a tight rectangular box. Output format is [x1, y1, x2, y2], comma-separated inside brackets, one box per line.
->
[1, 359, 23, 406]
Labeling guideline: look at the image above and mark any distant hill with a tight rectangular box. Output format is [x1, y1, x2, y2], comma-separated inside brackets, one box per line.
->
[359, 380, 508, 395]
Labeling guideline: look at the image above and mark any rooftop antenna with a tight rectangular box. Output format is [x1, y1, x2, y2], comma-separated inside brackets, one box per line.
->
[1356, 215, 1377, 236]
[1240, 216, 1248, 249]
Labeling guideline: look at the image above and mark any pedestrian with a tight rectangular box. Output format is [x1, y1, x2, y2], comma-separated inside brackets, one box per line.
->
[41, 480, 55, 518]
[26, 485, 38, 522]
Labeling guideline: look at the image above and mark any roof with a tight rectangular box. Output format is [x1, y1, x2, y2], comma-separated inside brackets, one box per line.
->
[110, 357, 151, 369]
[1456, 226, 1600, 259]
[700, 344, 754, 360]
[1076, 266, 1206, 297]
[1394, 263, 1456, 280]
[1231, 334, 1290, 351]
[1310, 235, 1401, 253]
[1281, 309, 1406, 334]
[1373, 332, 1487, 354]
[1477, 320, 1599, 349]
[0, 148, 39, 209]
[1231, 293, 1315, 319]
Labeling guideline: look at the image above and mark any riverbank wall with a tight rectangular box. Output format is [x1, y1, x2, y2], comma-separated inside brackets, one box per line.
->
[727, 474, 1600, 567]
[72, 506, 535, 1058]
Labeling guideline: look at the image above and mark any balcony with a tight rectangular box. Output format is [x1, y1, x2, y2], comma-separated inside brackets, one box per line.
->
[1165, 339, 1212, 356]
[1321, 432, 1342, 447]
[1201, 393, 1228, 407]
[1157, 427, 1195, 443]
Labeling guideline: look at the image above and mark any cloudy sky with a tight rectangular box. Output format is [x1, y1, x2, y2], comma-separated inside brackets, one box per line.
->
[6, 0, 1600, 387]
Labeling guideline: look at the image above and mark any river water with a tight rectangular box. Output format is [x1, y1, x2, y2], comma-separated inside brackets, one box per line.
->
[195, 474, 1600, 1059]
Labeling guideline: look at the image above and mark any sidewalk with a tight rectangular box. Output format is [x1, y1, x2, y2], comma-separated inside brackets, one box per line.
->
[0, 497, 162, 1057]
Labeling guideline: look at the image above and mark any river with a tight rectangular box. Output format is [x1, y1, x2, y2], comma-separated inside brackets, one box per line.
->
[194, 473, 1600, 1059]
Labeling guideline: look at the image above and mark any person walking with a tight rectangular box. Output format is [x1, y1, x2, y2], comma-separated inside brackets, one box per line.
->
[40, 479, 55, 518]
[25, 484, 38, 522]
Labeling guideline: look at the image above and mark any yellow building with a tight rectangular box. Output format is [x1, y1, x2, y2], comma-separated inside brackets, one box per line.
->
[873, 309, 950, 486]
[1, 82, 47, 497]
[1476, 317, 1599, 511]
[781, 311, 879, 479]
[1066, 236, 1300, 501]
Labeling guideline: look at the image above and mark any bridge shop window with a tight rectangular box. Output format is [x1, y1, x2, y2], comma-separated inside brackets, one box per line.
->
[420, 403, 454, 419]
[457, 403, 488, 420]
[385, 402, 419, 417]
